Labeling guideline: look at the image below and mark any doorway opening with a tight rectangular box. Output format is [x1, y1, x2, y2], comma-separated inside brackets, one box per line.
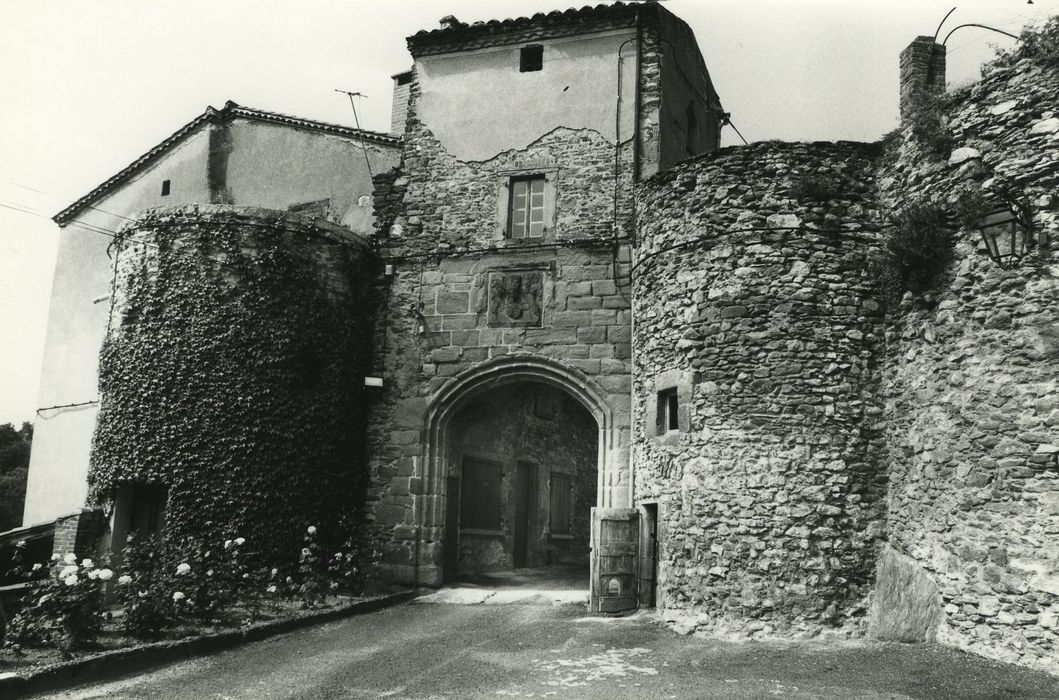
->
[441, 381, 597, 585]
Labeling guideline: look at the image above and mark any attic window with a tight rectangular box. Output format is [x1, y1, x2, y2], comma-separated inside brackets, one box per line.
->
[395, 71, 412, 86]
[520, 45, 543, 72]
[161, 180, 171, 196]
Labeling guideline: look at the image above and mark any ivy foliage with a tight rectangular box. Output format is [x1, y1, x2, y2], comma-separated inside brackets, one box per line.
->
[870, 202, 954, 306]
[90, 211, 370, 564]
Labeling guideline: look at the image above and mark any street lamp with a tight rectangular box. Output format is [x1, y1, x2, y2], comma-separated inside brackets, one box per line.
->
[978, 202, 1033, 270]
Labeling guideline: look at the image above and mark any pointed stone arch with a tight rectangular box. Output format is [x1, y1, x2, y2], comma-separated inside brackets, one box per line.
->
[415, 354, 630, 585]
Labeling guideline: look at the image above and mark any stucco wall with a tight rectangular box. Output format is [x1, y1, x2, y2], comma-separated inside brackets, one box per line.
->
[24, 130, 212, 525]
[224, 119, 398, 235]
[414, 29, 638, 162]
[633, 141, 887, 638]
[657, 9, 722, 171]
[879, 55, 1059, 674]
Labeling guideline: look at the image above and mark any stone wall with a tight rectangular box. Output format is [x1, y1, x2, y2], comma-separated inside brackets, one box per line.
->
[633, 141, 888, 637]
[878, 52, 1059, 673]
[365, 55, 635, 586]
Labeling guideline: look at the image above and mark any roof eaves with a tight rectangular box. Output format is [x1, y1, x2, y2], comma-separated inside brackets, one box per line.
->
[53, 106, 221, 225]
[53, 102, 401, 226]
[407, 3, 644, 56]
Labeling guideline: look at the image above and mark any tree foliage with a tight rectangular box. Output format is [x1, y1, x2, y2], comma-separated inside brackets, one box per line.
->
[0, 422, 32, 531]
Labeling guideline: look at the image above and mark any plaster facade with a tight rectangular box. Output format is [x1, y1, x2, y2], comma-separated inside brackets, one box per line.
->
[24, 106, 398, 526]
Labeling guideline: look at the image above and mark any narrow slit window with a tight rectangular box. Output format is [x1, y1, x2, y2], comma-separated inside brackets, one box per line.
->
[161, 179, 171, 196]
[508, 176, 546, 238]
[520, 45, 543, 72]
[657, 387, 679, 434]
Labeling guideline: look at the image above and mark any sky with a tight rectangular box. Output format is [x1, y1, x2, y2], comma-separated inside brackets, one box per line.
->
[0, 0, 1056, 426]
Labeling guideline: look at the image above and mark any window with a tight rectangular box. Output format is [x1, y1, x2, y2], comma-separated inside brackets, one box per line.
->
[395, 71, 412, 86]
[685, 103, 698, 155]
[460, 459, 502, 531]
[161, 179, 171, 196]
[657, 387, 679, 434]
[550, 472, 572, 535]
[520, 44, 543, 72]
[508, 176, 547, 238]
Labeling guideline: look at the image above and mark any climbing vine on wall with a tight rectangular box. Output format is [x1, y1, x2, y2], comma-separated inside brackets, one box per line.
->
[90, 211, 370, 563]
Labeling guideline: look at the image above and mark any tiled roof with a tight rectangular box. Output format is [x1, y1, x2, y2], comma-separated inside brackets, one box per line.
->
[408, 2, 656, 56]
[54, 101, 400, 225]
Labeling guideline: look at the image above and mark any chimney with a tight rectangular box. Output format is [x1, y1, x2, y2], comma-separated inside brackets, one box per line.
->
[390, 70, 413, 136]
[900, 36, 946, 122]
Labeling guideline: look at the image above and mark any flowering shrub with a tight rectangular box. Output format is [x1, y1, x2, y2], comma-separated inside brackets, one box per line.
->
[296, 526, 327, 609]
[328, 519, 382, 596]
[4, 553, 110, 657]
[117, 534, 175, 639]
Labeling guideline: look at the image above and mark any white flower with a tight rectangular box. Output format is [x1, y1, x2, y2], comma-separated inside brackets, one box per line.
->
[51, 554, 60, 561]
[63, 553, 77, 565]
[32, 563, 42, 571]
[285, 576, 293, 584]
[64, 574, 78, 586]
[59, 565, 79, 578]
[88, 569, 99, 580]
[118, 574, 133, 586]
[271, 568, 279, 576]
[206, 569, 214, 577]
[301, 548, 310, 557]
[329, 582, 338, 590]
[176, 562, 191, 576]
[15, 540, 26, 548]
[172, 591, 186, 601]
[97, 568, 114, 581]
[307, 526, 317, 535]
[334, 552, 343, 559]
[81, 558, 95, 569]
[266, 585, 277, 594]
[234, 537, 245, 546]
[224, 539, 233, 549]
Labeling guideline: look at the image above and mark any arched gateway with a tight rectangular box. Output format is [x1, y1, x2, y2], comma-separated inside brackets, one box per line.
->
[414, 355, 632, 591]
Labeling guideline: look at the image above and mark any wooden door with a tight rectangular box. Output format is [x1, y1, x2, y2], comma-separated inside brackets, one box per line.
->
[590, 508, 639, 613]
[443, 476, 460, 581]
[513, 463, 534, 568]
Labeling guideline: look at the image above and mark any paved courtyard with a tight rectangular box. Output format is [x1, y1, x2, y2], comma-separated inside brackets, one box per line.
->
[30, 586, 1059, 699]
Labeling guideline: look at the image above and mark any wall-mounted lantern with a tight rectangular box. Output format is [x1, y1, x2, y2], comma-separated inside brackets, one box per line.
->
[978, 202, 1033, 269]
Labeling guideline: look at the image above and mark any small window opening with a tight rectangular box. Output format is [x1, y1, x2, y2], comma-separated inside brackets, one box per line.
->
[685, 103, 699, 156]
[520, 45, 544, 72]
[657, 387, 679, 434]
[161, 179, 171, 196]
[395, 71, 412, 86]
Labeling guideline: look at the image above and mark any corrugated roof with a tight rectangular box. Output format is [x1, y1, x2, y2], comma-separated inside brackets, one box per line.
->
[54, 101, 400, 226]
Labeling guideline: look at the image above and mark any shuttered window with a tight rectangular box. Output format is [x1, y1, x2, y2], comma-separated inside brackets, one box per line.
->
[550, 472, 572, 535]
[508, 176, 547, 239]
[460, 459, 502, 530]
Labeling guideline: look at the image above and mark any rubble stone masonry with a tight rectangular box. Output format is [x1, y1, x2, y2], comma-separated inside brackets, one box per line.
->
[633, 141, 888, 637]
[879, 56, 1059, 673]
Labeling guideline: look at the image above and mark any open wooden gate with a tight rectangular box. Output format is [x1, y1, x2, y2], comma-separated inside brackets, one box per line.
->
[590, 508, 639, 613]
